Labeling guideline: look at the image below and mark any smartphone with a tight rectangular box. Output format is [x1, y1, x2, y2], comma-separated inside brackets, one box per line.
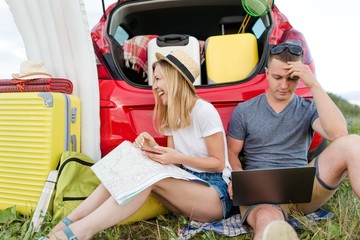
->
[140, 147, 162, 155]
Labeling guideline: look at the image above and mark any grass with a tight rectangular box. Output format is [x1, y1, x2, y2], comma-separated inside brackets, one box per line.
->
[1, 98, 360, 239]
[1, 181, 359, 240]
[346, 116, 360, 135]
[106, 184, 360, 240]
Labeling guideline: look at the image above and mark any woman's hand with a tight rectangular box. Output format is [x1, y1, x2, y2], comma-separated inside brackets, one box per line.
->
[145, 146, 182, 165]
[134, 132, 158, 148]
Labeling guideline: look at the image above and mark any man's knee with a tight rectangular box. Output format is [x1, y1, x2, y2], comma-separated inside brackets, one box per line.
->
[248, 205, 285, 225]
[344, 134, 360, 151]
[320, 134, 360, 166]
[332, 134, 360, 152]
[329, 134, 360, 167]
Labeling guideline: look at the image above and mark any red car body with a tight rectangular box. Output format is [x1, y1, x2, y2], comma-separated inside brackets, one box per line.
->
[90, 0, 325, 158]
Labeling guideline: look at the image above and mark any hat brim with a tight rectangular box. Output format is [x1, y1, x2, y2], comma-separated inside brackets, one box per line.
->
[12, 72, 52, 80]
[156, 52, 196, 94]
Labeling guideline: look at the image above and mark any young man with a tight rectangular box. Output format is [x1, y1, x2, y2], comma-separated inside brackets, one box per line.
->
[227, 43, 360, 240]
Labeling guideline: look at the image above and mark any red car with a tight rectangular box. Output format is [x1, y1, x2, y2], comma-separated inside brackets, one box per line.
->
[91, 0, 326, 158]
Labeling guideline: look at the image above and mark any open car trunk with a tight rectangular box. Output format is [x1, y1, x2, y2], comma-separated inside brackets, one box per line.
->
[104, 0, 273, 87]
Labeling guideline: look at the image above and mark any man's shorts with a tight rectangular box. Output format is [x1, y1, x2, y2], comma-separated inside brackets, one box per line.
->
[239, 156, 341, 223]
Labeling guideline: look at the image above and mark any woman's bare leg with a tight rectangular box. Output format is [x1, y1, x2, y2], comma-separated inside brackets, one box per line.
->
[50, 183, 110, 234]
[152, 178, 223, 222]
[50, 187, 151, 240]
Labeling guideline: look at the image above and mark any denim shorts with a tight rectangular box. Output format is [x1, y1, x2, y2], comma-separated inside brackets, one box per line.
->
[185, 169, 232, 218]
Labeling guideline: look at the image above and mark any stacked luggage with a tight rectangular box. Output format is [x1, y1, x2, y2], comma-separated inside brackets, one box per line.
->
[0, 61, 80, 215]
[146, 32, 258, 86]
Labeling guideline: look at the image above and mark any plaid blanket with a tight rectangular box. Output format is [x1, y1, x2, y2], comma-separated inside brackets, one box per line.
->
[123, 35, 158, 78]
[178, 208, 334, 239]
[0, 78, 73, 94]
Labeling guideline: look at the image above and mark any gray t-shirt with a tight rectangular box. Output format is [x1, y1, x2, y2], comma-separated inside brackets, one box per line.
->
[227, 94, 319, 170]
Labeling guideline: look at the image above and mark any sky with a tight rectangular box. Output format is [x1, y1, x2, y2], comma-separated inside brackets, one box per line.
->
[1, 0, 359, 103]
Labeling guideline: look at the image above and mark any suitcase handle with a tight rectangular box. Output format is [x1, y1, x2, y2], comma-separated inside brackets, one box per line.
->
[156, 34, 189, 47]
[71, 135, 77, 152]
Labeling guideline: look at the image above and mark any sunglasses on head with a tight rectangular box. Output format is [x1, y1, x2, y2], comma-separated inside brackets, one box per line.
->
[270, 44, 303, 56]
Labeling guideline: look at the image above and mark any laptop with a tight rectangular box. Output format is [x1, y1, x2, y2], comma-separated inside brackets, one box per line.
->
[231, 166, 316, 206]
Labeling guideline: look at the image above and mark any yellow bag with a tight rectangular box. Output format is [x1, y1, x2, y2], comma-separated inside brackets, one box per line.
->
[119, 194, 168, 225]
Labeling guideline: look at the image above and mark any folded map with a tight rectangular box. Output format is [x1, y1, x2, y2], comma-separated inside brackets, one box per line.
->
[91, 140, 209, 205]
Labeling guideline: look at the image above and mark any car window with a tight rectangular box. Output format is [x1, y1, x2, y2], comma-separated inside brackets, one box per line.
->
[114, 26, 129, 45]
[252, 18, 266, 39]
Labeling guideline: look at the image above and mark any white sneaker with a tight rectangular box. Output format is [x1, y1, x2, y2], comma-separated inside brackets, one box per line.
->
[262, 220, 299, 240]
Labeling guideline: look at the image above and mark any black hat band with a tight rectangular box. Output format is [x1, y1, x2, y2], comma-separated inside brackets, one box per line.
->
[167, 54, 195, 83]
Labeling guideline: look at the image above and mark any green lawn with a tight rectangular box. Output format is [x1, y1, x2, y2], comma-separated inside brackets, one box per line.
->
[2, 181, 359, 240]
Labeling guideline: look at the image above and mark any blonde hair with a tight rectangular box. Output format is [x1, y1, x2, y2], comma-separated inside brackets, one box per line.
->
[152, 61, 197, 133]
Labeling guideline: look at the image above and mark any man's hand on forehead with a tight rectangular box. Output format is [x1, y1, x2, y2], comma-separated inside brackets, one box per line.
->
[283, 61, 302, 81]
[284, 61, 318, 88]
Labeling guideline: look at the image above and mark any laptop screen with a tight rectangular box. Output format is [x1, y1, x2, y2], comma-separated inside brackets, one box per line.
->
[231, 167, 316, 206]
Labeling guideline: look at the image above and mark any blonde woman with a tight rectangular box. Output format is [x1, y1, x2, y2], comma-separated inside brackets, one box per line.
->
[48, 50, 232, 240]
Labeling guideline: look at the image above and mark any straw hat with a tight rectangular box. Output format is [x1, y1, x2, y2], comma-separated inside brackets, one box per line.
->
[12, 60, 52, 80]
[156, 50, 199, 93]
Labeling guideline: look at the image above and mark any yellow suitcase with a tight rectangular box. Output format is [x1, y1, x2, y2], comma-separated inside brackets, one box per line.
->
[0, 92, 80, 215]
[205, 33, 259, 84]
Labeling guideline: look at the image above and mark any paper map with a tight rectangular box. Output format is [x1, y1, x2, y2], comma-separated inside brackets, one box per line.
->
[91, 140, 208, 205]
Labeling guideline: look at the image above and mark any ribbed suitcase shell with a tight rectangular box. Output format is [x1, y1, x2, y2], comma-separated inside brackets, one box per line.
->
[0, 92, 80, 214]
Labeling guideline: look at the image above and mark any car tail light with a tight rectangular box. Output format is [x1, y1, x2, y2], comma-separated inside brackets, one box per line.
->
[280, 29, 313, 65]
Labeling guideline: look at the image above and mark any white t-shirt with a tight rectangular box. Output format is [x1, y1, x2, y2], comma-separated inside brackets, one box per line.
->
[165, 99, 231, 183]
